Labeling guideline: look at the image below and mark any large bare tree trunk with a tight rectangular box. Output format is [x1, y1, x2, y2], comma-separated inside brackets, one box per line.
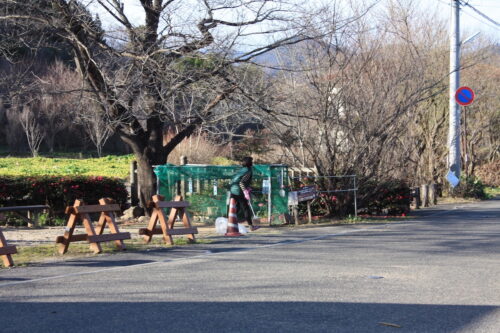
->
[117, 118, 166, 209]
[0, 0, 350, 209]
[136, 157, 157, 211]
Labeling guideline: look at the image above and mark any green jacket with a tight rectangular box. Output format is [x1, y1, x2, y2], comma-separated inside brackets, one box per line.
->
[230, 167, 252, 195]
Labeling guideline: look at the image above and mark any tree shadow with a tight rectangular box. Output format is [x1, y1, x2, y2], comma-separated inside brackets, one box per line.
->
[0, 301, 497, 332]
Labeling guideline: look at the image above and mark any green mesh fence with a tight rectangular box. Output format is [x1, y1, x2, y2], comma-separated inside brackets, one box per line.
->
[154, 164, 289, 224]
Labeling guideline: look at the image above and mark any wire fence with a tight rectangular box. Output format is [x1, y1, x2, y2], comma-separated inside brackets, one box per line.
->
[289, 169, 358, 217]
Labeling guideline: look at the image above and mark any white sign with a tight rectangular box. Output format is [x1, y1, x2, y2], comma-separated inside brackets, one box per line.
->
[213, 180, 218, 196]
[446, 170, 460, 188]
[262, 179, 270, 194]
[288, 191, 298, 206]
[288, 186, 317, 206]
[297, 186, 317, 202]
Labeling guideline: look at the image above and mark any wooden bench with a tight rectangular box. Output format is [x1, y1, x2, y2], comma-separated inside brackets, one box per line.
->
[139, 195, 197, 245]
[0, 205, 50, 227]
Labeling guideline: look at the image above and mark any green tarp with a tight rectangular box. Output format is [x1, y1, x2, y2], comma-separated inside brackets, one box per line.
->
[154, 164, 289, 224]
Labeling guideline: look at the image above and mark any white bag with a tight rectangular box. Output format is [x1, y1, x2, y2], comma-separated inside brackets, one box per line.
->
[215, 217, 228, 234]
[238, 223, 248, 234]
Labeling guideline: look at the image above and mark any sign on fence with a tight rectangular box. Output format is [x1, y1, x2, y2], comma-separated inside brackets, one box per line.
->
[298, 185, 317, 201]
[288, 192, 298, 206]
[288, 185, 317, 224]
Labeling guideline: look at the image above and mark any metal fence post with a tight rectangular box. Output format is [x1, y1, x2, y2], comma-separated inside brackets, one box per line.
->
[129, 161, 138, 206]
[353, 175, 358, 218]
[267, 175, 272, 225]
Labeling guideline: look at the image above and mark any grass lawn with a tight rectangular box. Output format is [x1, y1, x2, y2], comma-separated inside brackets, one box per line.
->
[485, 186, 500, 198]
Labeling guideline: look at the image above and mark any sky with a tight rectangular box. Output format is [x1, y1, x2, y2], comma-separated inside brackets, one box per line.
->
[434, 0, 500, 40]
[88, 0, 500, 43]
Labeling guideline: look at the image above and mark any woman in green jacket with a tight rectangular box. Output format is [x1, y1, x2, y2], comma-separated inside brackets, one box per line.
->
[230, 156, 259, 231]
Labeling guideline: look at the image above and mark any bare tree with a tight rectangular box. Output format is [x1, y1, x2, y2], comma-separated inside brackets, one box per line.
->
[76, 96, 114, 157]
[0, 57, 45, 153]
[460, 45, 500, 174]
[261, 1, 452, 213]
[35, 61, 82, 153]
[19, 104, 45, 157]
[0, 0, 321, 208]
[3, 106, 25, 153]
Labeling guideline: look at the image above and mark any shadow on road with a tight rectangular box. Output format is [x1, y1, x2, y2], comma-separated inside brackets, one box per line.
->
[0, 301, 497, 332]
[50, 259, 156, 268]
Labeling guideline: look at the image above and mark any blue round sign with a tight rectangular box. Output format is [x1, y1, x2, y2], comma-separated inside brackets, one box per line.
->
[455, 86, 475, 106]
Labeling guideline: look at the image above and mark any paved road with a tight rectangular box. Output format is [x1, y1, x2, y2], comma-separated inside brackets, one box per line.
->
[0, 199, 499, 332]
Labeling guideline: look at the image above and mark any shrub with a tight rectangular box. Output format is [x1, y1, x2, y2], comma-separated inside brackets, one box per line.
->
[0, 175, 128, 217]
[296, 193, 345, 217]
[475, 161, 500, 187]
[359, 179, 411, 216]
[291, 176, 355, 217]
[451, 176, 487, 199]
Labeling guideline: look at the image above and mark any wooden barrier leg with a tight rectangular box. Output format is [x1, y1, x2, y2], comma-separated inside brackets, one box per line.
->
[104, 213, 125, 250]
[0, 229, 15, 267]
[167, 207, 177, 229]
[95, 213, 107, 236]
[58, 213, 78, 255]
[58, 200, 83, 255]
[168, 195, 183, 230]
[180, 210, 196, 243]
[99, 198, 125, 250]
[143, 210, 158, 243]
[160, 208, 174, 245]
[81, 213, 102, 254]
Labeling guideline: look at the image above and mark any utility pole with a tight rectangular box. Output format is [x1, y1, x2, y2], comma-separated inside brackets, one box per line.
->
[447, 0, 461, 183]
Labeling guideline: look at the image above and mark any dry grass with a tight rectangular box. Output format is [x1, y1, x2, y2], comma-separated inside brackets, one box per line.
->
[437, 196, 480, 204]
[166, 132, 228, 165]
[3, 237, 213, 268]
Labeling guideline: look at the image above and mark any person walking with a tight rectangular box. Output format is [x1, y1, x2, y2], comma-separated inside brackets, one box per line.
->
[230, 156, 260, 231]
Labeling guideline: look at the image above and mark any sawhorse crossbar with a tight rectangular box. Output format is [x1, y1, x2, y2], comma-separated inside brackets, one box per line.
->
[56, 198, 131, 254]
[139, 195, 198, 245]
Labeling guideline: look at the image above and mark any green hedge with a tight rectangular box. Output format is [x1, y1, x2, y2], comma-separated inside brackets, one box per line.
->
[0, 175, 128, 216]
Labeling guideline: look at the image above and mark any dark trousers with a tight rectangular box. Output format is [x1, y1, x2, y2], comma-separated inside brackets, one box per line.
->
[230, 194, 253, 226]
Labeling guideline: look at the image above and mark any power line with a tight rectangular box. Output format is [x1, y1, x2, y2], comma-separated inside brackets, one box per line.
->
[471, 4, 500, 9]
[437, 0, 450, 6]
[460, 0, 500, 27]
[459, 5, 500, 31]
[437, 0, 500, 29]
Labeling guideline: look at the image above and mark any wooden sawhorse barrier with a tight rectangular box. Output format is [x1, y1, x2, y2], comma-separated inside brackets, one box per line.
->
[0, 220, 17, 267]
[56, 198, 131, 254]
[139, 195, 198, 245]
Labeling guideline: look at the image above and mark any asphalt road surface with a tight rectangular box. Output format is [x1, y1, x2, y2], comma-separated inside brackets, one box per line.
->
[1, 199, 499, 332]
